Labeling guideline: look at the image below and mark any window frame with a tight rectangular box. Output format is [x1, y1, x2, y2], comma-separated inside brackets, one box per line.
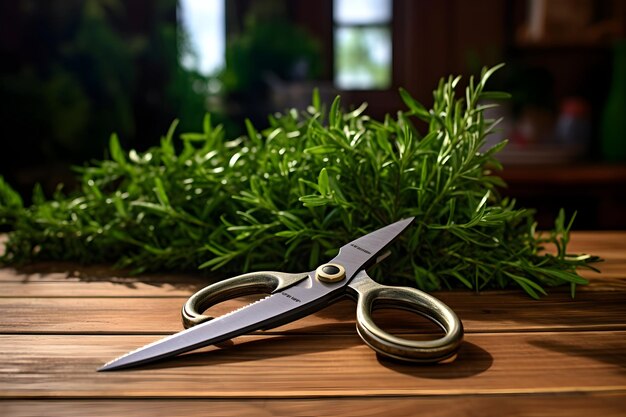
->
[332, 0, 394, 91]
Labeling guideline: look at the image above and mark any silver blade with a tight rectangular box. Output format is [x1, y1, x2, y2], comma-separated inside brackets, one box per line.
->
[99, 277, 322, 371]
[332, 217, 415, 281]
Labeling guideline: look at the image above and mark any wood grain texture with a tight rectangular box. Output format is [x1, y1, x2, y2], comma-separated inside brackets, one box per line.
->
[0, 262, 209, 286]
[1, 288, 626, 335]
[1, 331, 625, 398]
[0, 281, 196, 297]
[1, 231, 625, 416]
[2, 394, 626, 417]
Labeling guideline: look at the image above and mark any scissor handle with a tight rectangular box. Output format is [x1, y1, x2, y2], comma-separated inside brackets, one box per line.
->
[349, 271, 463, 363]
[182, 271, 308, 329]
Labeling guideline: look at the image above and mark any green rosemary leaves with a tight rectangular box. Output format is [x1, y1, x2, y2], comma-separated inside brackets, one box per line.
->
[0, 65, 600, 297]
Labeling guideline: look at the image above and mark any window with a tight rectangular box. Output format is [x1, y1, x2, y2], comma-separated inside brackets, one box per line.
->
[333, 0, 393, 90]
[179, 0, 225, 77]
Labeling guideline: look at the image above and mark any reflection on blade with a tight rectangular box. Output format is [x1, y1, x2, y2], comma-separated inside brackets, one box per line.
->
[334, 217, 415, 280]
[99, 286, 310, 371]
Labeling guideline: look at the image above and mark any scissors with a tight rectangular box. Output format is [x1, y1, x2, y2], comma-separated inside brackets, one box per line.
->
[99, 217, 463, 371]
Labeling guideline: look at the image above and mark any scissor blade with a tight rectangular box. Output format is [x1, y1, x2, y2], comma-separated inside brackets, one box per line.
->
[334, 217, 415, 280]
[98, 281, 318, 371]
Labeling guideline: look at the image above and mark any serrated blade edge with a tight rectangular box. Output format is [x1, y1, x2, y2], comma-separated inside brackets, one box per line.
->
[99, 289, 305, 371]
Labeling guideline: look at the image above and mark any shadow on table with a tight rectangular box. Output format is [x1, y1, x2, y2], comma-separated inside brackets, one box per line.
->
[135, 331, 363, 371]
[376, 341, 493, 379]
[123, 328, 491, 379]
[10, 261, 211, 291]
[529, 338, 626, 375]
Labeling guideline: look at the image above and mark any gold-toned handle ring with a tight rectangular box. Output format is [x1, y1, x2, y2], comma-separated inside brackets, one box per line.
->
[350, 273, 464, 363]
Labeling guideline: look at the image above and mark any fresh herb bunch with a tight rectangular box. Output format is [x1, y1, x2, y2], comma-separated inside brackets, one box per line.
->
[0, 65, 599, 298]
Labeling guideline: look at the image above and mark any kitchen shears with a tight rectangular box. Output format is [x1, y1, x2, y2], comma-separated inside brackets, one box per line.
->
[99, 217, 463, 371]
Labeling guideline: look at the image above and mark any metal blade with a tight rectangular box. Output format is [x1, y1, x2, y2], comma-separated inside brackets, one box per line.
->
[331, 217, 415, 281]
[99, 276, 324, 371]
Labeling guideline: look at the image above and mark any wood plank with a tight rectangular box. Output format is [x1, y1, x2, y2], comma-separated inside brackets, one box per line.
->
[2, 393, 626, 417]
[0, 262, 210, 286]
[1, 331, 625, 398]
[563, 232, 626, 271]
[1, 231, 623, 417]
[566, 231, 626, 252]
[1, 285, 625, 335]
[0, 281, 198, 297]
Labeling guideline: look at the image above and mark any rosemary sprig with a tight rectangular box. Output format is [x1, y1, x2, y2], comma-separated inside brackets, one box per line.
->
[0, 65, 600, 297]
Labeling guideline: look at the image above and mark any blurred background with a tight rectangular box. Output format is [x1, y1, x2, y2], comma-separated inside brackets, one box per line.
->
[1, 0, 625, 229]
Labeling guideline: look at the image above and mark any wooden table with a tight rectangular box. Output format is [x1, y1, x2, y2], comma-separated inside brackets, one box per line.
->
[1, 232, 626, 416]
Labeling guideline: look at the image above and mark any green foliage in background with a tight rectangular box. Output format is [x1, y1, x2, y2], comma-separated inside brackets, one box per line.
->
[0, 65, 600, 298]
[0, 0, 207, 182]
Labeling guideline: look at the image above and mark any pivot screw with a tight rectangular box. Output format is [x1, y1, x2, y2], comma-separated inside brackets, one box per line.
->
[316, 263, 346, 283]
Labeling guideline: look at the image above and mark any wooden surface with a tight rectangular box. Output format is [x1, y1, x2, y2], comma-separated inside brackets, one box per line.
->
[1, 232, 625, 416]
